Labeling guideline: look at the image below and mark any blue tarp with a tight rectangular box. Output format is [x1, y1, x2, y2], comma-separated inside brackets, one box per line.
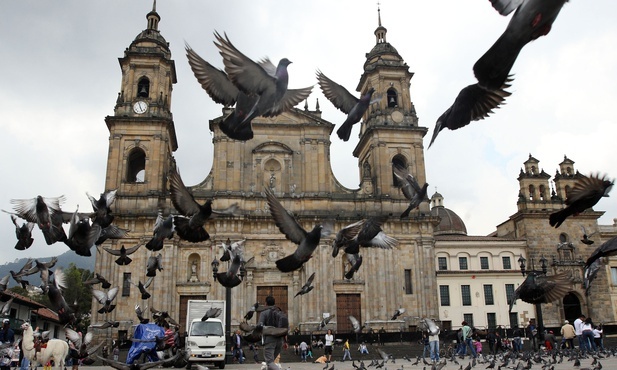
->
[126, 323, 165, 364]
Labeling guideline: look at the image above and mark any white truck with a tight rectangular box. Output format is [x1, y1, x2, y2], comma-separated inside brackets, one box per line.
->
[185, 300, 227, 369]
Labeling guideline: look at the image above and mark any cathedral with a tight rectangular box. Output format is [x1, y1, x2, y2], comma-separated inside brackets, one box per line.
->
[92, 4, 617, 345]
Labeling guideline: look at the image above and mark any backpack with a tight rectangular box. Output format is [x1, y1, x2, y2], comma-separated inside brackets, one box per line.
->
[264, 306, 288, 334]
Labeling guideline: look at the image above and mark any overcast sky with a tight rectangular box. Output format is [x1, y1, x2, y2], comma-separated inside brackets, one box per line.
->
[1, 1, 616, 265]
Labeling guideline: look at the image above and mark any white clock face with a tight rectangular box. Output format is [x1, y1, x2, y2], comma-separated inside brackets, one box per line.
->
[133, 101, 148, 114]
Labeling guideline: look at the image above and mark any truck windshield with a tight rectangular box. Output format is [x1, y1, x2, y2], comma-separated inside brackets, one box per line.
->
[190, 321, 224, 336]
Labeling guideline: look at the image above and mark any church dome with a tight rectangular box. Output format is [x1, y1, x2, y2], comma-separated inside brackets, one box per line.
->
[430, 192, 467, 236]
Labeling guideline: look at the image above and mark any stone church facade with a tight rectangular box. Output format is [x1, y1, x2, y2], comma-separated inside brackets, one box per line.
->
[92, 5, 617, 344]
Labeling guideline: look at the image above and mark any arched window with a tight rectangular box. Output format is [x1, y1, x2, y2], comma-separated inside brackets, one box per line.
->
[126, 148, 146, 183]
[188, 253, 201, 282]
[137, 77, 150, 98]
[565, 185, 571, 199]
[539, 185, 546, 201]
[530, 165, 536, 175]
[392, 155, 407, 186]
[387, 88, 398, 108]
[528, 185, 535, 201]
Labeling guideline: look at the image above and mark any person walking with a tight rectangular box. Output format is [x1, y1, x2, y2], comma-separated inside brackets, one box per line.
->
[511, 326, 522, 353]
[428, 330, 440, 363]
[560, 320, 575, 349]
[526, 320, 538, 350]
[231, 329, 244, 363]
[257, 296, 288, 370]
[544, 331, 557, 351]
[299, 341, 309, 362]
[342, 339, 351, 362]
[573, 314, 585, 349]
[461, 322, 476, 359]
[324, 329, 334, 363]
[593, 324, 604, 350]
[581, 317, 596, 353]
[421, 333, 429, 358]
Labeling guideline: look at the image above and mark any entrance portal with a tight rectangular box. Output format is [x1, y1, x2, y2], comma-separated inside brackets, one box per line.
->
[563, 292, 582, 322]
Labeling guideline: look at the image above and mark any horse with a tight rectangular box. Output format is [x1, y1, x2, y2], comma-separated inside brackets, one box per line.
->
[20, 322, 69, 370]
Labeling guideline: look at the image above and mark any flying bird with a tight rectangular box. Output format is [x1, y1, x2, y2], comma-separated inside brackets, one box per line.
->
[0, 297, 14, 316]
[146, 253, 164, 277]
[11, 215, 34, 250]
[103, 243, 143, 266]
[201, 307, 223, 321]
[508, 272, 570, 312]
[47, 268, 75, 324]
[214, 31, 313, 121]
[0, 276, 9, 293]
[215, 254, 243, 288]
[316, 70, 380, 142]
[264, 187, 323, 272]
[390, 308, 406, 321]
[186, 43, 258, 141]
[84, 273, 112, 290]
[8, 195, 67, 244]
[220, 238, 246, 262]
[317, 314, 335, 331]
[243, 302, 260, 321]
[392, 164, 429, 218]
[135, 304, 149, 324]
[549, 174, 613, 228]
[580, 226, 597, 245]
[294, 272, 315, 297]
[344, 253, 363, 280]
[145, 212, 175, 251]
[418, 317, 440, 336]
[169, 167, 212, 242]
[340, 217, 398, 255]
[585, 236, 617, 270]
[87, 189, 117, 228]
[584, 258, 602, 297]
[93, 287, 120, 314]
[130, 276, 154, 300]
[348, 315, 364, 333]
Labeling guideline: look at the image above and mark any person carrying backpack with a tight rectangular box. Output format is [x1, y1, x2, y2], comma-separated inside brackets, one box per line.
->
[257, 296, 288, 370]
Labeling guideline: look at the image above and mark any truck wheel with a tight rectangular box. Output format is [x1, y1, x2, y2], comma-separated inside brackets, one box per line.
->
[218, 361, 225, 369]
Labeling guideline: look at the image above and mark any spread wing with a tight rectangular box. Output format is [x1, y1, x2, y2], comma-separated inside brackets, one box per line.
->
[316, 70, 359, 114]
[392, 164, 422, 200]
[264, 87, 314, 117]
[186, 43, 239, 106]
[264, 187, 307, 244]
[169, 168, 201, 216]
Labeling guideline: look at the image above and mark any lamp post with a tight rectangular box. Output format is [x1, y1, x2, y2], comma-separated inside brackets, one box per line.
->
[518, 255, 548, 344]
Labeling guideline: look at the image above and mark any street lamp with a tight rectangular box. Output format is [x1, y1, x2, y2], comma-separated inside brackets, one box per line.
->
[518, 255, 548, 344]
[211, 258, 220, 280]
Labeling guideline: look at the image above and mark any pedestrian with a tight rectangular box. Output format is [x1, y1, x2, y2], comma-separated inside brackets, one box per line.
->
[560, 320, 575, 349]
[0, 319, 15, 370]
[299, 341, 308, 362]
[573, 314, 585, 350]
[324, 329, 334, 363]
[378, 327, 386, 346]
[257, 296, 288, 370]
[231, 329, 244, 363]
[112, 345, 119, 361]
[307, 345, 313, 359]
[526, 319, 538, 350]
[428, 330, 439, 363]
[511, 326, 522, 353]
[593, 324, 604, 350]
[544, 331, 557, 351]
[455, 328, 466, 357]
[581, 317, 596, 353]
[421, 333, 429, 358]
[342, 339, 351, 361]
[461, 322, 476, 359]
[473, 339, 482, 356]
[249, 343, 259, 363]
[494, 332, 504, 354]
[486, 330, 496, 355]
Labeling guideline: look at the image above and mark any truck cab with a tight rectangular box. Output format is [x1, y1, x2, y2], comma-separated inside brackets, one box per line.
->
[185, 318, 226, 369]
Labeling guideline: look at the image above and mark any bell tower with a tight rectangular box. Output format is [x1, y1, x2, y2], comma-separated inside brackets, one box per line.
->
[353, 6, 429, 212]
[104, 1, 178, 212]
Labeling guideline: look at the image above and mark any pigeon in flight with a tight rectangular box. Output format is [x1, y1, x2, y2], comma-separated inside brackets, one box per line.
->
[264, 187, 323, 272]
[583, 258, 602, 297]
[220, 238, 246, 262]
[348, 315, 364, 333]
[8, 195, 67, 245]
[549, 173, 613, 228]
[84, 273, 112, 290]
[317, 314, 335, 331]
[339, 217, 398, 255]
[344, 253, 363, 280]
[316, 70, 380, 142]
[135, 304, 149, 324]
[215, 254, 243, 288]
[392, 164, 429, 218]
[294, 272, 315, 297]
[47, 268, 75, 324]
[146, 253, 164, 277]
[90, 320, 120, 329]
[129, 276, 154, 300]
[169, 167, 212, 242]
[87, 189, 117, 228]
[103, 243, 143, 266]
[214, 31, 313, 121]
[146, 212, 175, 251]
[11, 215, 34, 250]
[580, 225, 597, 245]
[186, 43, 258, 141]
[508, 272, 570, 312]
[93, 287, 120, 314]
[202, 307, 223, 321]
[584, 236, 617, 271]
[390, 308, 406, 321]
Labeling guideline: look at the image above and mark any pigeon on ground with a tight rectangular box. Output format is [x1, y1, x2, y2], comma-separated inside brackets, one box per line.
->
[508, 272, 570, 312]
[87, 189, 117, 228]
[549, 174, 613, 228]
[93, 287, 120, 314]
[390, 308, 406, 321]
[202, 307, 223, 321]
[145, 212, 175, 251]
[215, 254, 243, 288]
[264, 187, 323, 272]
[214, 31, 313, 121]
[392, 164, 429, 218]
[11, 215, 34, 250]
[146, 253, 164, 277]
[294, 272, 315, 297]
[186, 43, 258, 141]
[103, 243, 143, 266]
[316, 70, 380, 142]
[169, 168, 212, 242]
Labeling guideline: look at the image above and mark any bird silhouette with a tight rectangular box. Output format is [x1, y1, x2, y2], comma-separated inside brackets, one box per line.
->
[316, 70, 381, 142]
[103, 243, 142, 266]
[93, 286, 119, 314]
[215, 254, 243, 288]
[146, 253, 164, 277]
[392, 164, 429, 218]
[344, 253, 363, 280]
[201, 307, 223, 321]
[145, 212, 175, 251]
[244, 302, 260, 321]
[295, 272, 315, 297]
[169, 167, 212, 242]
[509, 272, 570, 312]
[10, 215, 34, 250]
[390, 308, 406, 321]
[83, 273, 112, 289]
[264, 187, 323, 272]
[87, 189, 117, 228]
[580, 226, 597, 245]
[549, 173, 613, 228]
[348, 315, 364, 333]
